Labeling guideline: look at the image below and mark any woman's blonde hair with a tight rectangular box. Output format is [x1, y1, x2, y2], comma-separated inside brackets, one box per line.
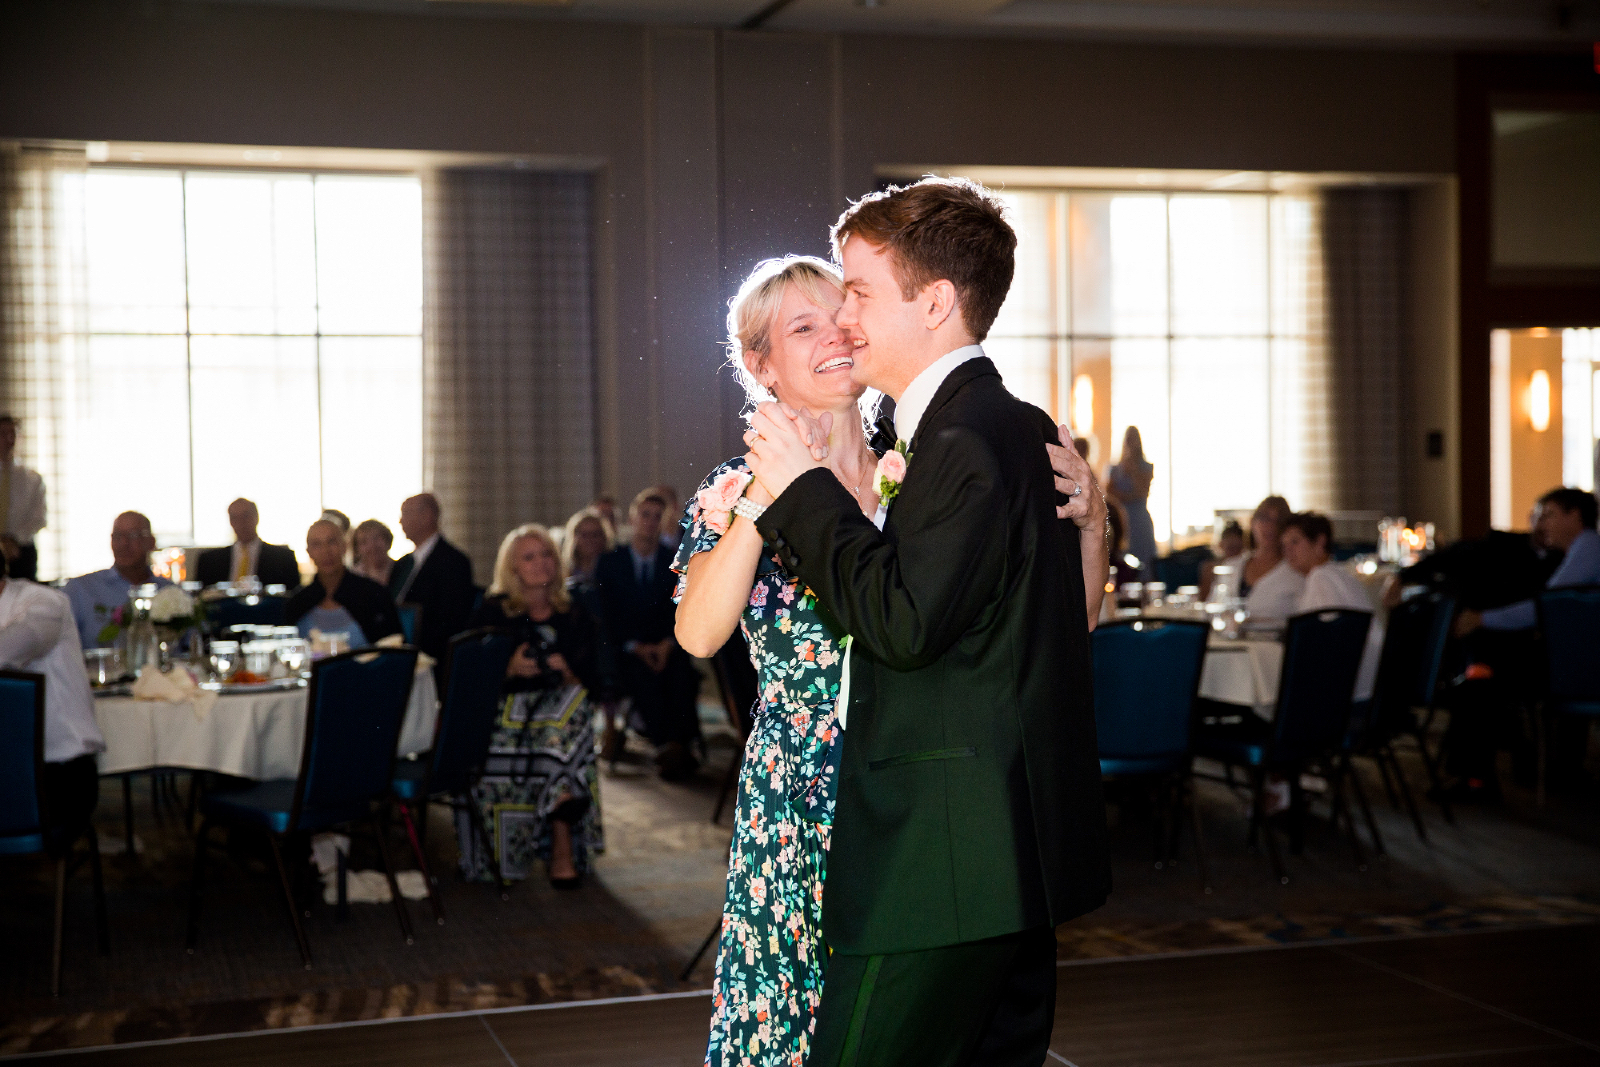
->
[725, 255, 879, 427]
[489, 523, 571, 614]
[561, 507, 614, 573]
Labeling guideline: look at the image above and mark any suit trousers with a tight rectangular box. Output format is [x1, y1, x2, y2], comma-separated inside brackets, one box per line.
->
[811, 927, 1058, 1067]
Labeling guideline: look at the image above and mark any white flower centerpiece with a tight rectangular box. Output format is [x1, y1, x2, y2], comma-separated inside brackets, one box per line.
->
[148, 585, 206, 671]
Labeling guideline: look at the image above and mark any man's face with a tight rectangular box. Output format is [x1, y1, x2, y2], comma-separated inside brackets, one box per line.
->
[399, 498, 437, 544]
[227, 501, 259, 544]
[632, 501, 664, 543]
[0, 421, 15, 456]
[835, 238, 928, 398]
[110, 515, 154, 570]
[1534, 502, 1585, 552]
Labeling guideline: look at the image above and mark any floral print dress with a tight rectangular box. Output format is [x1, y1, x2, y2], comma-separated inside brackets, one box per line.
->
[673, 456, 847, 1067]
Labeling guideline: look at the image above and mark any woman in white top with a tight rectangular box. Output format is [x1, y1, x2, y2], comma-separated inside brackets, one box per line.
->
[1221, 495, 1305, 621]
[1281, 512, 1384, 701]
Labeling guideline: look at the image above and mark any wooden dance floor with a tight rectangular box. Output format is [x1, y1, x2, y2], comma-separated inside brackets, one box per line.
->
[23, 925, 1599, 1066]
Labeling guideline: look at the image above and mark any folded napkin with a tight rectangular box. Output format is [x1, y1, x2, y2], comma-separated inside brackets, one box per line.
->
[376, 632, 435, 673]
[132, 666, 219, 722]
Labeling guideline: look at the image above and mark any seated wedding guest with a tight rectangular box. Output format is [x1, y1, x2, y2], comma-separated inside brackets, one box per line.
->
[64, 511, 173, 649]
[320, 509, 351, 537]
[194, 498, 302, 589]
[563, 506, 623, 752]
[589, 495, 618, 535]
[1281, 512, 1384, 700]
[596, 488, 702, 780]
[284, 519, 401, 648]
[0, 558, 105, 834]
[460, 524, 603, 888]
[1456, 488, 1600, 634]
[351, 518, 397, 587]
[654, 485, 684, 552]
[1199, 520, 1247, 600]
[1, 414, 47, 581]
[391, 492, 476, 660]
[562, 508, 614, 587]
[1222, 495, 1304, 620]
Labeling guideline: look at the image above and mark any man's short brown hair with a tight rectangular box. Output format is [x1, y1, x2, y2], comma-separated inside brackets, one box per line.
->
[831, 177, 1016, 342]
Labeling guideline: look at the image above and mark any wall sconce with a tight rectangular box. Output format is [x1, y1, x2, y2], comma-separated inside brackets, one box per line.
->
[1072, 374, 1094, 436]
[1528, 369, 1551, 432]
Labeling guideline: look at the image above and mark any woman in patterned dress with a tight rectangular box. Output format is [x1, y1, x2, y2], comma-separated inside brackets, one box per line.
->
[673, 256, 881, 1067]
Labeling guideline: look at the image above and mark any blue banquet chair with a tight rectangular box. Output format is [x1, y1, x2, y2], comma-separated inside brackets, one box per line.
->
[187, 645, 419, 967]
[1092, 619, 1213, 890]
[1535, 586, 1600, 805]
[0, 669, 109, 996]
[392, 627, 518, 914]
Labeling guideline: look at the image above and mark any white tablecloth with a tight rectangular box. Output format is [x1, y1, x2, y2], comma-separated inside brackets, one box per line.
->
[95, 667, 438, 779]
[1197, 636, 1282, 719]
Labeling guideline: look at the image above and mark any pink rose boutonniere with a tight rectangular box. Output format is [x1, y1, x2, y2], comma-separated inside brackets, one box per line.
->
[875, 440, 911, 505]
[696, 468, 753, 535]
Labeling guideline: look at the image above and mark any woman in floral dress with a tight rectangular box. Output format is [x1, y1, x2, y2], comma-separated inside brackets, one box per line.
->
[673, 256, 882, 1066]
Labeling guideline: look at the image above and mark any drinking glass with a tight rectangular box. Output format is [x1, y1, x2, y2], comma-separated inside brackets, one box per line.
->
[277, 638, 309, 675]
[210, 641, 240, 680]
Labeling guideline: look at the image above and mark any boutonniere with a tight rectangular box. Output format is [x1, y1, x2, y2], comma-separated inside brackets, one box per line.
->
[875, 441, 911, 505]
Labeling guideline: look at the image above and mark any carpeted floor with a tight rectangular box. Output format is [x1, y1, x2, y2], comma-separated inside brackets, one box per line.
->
[3, 716, 1598, 1058]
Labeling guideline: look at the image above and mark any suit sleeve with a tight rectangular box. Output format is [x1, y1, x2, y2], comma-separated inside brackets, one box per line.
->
[757, 424, 1008, 672]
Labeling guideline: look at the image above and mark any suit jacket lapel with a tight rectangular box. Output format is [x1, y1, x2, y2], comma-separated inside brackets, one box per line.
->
[908, 357, 1000, 454]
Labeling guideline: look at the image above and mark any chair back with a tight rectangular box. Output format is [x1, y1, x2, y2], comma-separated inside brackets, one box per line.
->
[711, 630, 759, 740]
[1272, 608, 1372, 764]
[208, 595, 287, 630]
[0, 670, 46, 854]
[1092, 620, 1210, 760]
[1368, 591, 1455, 737]
[292, 645, 419, 831]
[428, 628, 519, 795]
[1538, 585, 1600, 709]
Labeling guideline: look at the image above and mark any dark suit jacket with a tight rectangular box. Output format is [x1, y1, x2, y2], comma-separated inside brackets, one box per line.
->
[283, 570, 402, 645]
[594, 543, 678, 648]
[195, 542, 302, 590]
[757, 356, 1110, 956]
[391, 536, 476, 660]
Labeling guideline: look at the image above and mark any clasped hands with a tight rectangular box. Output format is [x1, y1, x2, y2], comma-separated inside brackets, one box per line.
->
[743, 402, 831, 502]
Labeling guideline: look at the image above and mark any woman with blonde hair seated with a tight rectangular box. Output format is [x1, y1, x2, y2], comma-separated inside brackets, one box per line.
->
[460, 524, 603, 889]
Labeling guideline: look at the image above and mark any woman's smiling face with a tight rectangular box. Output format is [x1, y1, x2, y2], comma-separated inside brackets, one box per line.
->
[752, 281, 858, 413]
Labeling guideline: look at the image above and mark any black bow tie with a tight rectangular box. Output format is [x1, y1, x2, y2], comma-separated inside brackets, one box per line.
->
[868, 415, 899, 456]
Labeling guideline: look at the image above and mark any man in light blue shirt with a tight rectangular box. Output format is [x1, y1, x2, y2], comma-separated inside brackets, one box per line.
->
[63, 511, 172, 649]
[1470, 488, 1600, 632]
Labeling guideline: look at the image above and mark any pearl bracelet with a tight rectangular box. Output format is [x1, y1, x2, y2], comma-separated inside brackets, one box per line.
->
[733, 496, 768, 523]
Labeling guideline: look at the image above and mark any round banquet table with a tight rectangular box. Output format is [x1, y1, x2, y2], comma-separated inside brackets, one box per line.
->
[1197, 635, 1283, 719]
[94, 667, 438, 780]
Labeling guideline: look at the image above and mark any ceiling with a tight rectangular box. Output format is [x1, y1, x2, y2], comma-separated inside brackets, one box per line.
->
[209, 0, 1600, 47]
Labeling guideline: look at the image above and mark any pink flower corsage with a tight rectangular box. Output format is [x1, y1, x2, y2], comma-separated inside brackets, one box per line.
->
[696, 468, 753, 535]
[875, 443, 910, 505]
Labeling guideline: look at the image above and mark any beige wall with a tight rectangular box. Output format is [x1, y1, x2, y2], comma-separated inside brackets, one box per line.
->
[0, 2, 1457, 516]
[1402, 181, 1462, 542]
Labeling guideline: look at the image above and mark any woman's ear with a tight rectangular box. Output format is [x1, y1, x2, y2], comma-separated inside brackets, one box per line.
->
[741, 348, 768, 390]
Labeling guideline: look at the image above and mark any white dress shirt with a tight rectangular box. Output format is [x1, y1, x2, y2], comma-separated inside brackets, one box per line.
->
[0, 579, 105, 763]
[2, 459, 47, 544]
[893, 344, 986, 446]
[1228, 554, 1307, 623]
[397, 532, 440, 601]
[1296, 560, 1384, 701]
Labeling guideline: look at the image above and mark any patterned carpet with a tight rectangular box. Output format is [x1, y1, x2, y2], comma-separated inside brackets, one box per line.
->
[4, 736, 1598, 1057]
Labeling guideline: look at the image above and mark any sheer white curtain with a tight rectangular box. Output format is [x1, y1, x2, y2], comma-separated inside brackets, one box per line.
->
[1, 144, 88, 581]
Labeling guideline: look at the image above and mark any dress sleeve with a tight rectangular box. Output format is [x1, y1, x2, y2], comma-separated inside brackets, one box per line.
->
[671, 457, 751, 604]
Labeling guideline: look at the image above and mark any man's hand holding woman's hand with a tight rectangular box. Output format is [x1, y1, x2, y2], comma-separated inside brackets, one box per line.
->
[744, 402, 828, 500]
[1047, 425, 1106, 531]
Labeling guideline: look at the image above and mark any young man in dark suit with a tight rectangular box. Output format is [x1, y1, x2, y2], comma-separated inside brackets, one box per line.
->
[745, 178, 1112, 1066]
[594, 488, 702, 779]
[193, 498, 301, 590]
[390, 492, 476, 661]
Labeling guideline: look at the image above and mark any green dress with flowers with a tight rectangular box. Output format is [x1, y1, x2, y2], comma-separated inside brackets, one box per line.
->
[673, 456, 847, 1067]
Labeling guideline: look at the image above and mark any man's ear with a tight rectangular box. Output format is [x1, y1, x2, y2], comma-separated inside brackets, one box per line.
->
[921, 279, 958, 332]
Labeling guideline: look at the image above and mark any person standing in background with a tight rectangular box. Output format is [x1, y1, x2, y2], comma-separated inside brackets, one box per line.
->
[1107, 425, 1157, 578]
[0, 415, 47, 582]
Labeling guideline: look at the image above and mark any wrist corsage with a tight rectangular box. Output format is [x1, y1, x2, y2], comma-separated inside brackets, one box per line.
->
[875, 441, 911, 505]
[696, 468, 754, 534]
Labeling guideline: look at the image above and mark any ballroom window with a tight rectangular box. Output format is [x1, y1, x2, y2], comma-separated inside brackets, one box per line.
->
[985, 188, 1325, 548]
[67, 167, 423, 575]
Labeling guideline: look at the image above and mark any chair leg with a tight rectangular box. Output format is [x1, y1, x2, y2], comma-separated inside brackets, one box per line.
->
[1249, 770, 1286, 884]
[398, 802, 445, 926]
[679, 915, 724, 982]
[1373, 751, 1401, 810]
[51, 857, 66, 998]
[87, 828, 109, 956]
[1329, 757, 1370, 871]
[1386, 746, 1428, 843]
[122, 775, 135, 857]
[1413, 723, 1455, 825]
[186, 819, 210, 953]
[1347, 756, 1385, 858]
[266, 834, 313, 969]
[1536, 707, 1548, 808]
[462, 794, 509, 900]
[335, 847, 350, 922]
[711, 750, 740, 825]
[1186, 775, 1212, 894]
[369, 815, 415, 946]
